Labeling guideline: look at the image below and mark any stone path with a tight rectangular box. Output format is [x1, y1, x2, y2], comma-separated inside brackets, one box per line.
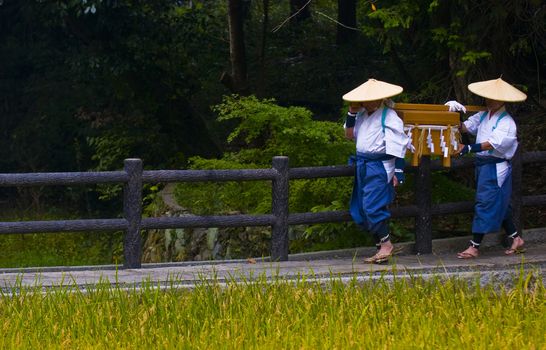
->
[1, 234, 544, 292]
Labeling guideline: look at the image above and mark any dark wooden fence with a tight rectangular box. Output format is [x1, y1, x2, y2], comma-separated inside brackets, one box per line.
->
[1, 150, 546, 269]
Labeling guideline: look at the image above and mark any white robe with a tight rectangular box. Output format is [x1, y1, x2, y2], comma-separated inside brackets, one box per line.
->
[463, 106, 518, 186]
[346, 105, 409, 182]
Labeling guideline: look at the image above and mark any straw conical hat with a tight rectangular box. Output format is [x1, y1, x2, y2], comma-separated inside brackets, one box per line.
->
[468, 78, 527, 102]
[342, 79, 403, 102]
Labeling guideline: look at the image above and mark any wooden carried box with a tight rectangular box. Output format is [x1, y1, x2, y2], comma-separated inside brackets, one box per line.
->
[393, 103, 484, 167]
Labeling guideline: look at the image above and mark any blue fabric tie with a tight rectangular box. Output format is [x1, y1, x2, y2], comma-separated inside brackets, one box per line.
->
[475, 156, 507, 166]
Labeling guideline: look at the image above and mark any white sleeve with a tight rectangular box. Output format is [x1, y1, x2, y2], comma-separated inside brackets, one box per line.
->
[384, 111, 408, 158]
[463, 112, 483, 136]
[488, 117, 517, 155]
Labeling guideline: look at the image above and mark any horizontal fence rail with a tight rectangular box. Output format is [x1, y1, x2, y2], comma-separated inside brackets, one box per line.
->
[142, 169, 278, 183]
[0, 219, 128, 234]
[0, 151, 545, 268]
[141, 215, 276, 230]
[0, 171, 128, 186]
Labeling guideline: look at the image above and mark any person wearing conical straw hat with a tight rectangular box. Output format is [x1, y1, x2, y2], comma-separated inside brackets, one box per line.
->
[343, 79, 409, 264]
[445, 77, 527, 259]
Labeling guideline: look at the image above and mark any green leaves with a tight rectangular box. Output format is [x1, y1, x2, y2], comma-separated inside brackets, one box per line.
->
[213, 95, 353, 167]
[367, 3, 417, 30]
[175, 95, 354, 221]
[461, 51, 492, 64]
[361, 0, 421, 51]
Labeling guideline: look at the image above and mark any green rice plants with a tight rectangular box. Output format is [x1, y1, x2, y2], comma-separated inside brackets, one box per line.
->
[0, 270, 544, 349]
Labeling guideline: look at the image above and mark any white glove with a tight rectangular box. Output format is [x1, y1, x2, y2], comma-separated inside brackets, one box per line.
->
[444, 100, 466, 113]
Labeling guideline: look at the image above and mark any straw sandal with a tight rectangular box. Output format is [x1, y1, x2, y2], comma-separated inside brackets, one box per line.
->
[364, 251, 393, 264]
[377, 246, 403, 255]
[505, 236, 525, 255]
[457, 247, 479, 259]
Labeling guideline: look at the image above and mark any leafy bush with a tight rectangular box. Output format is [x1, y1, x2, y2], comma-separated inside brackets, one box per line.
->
[174, 95, 356, 246]
[212, 95, 353, 167]
[174, 158, 272, 215]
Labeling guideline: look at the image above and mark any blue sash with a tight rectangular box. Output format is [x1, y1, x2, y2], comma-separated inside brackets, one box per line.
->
[475, 156, 507, 166]
[349, 153, 394, 234]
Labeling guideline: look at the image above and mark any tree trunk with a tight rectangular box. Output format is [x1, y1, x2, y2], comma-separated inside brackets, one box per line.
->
[257, 0, 269, 96]
[223, 0, 249, 94]
[390, 46, 417, 91]
[448, 53, 469, 103]
[336, 0, 357, 45]
[439, 0, 468, 103]
[290, 0, 311, 23]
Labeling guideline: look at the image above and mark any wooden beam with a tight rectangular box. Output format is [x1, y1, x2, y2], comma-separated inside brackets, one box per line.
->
[394, 103, 485, 113]
[396, 110, 460, 124]
[394, 103, 449, 111]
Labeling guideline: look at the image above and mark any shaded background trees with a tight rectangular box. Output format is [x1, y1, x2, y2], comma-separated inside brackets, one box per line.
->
[0, 0, 544, 211]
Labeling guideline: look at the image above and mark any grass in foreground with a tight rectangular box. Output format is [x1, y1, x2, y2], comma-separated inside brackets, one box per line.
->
[0, 231, 123, 268]
[0, 273, 544, 349]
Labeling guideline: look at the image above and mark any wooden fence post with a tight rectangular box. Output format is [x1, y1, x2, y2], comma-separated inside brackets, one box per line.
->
[415, 155, 432, 254]
[123, 158, 143, 268]
[271, 156, 289, 261]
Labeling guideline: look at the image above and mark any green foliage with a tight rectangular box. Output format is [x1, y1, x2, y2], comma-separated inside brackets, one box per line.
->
[213, 95, 353, 167]
[461, 51, 493, 64]
[358, 0, 545, 101]
[0, 231, 124, 268]
[2, 0, 544, 177]
[431, 172, 475, 204]
[175, 96, 355, 246]
[1, 0, 544, 257]
[0, 0, 223, 170]
[427, 0, 544, 79]
[297, 199, 367, 250]
[363, 0, 421, 51]
[293, 224, 372, 252]
[0, 209, 123, 268]
[403, 171, 476, 204]
[142, 184, 165, 217]
[85, 111, 174, 200]
[174, 158, 272, 215]
[0, 199, 126, 267]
